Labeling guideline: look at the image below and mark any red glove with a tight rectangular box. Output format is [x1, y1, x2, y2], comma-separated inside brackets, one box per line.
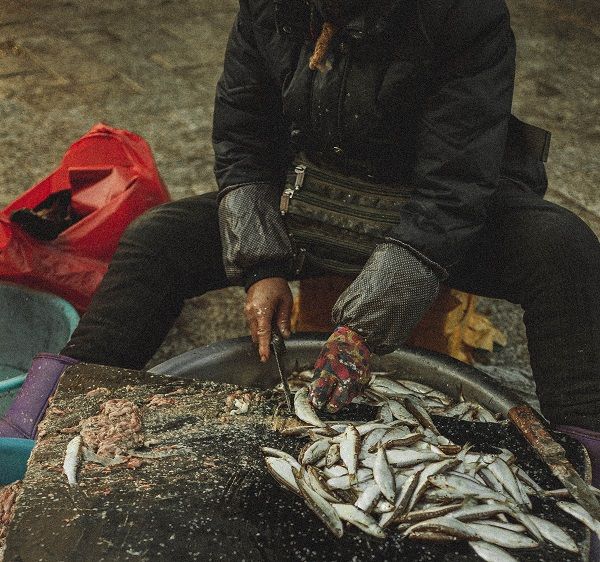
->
[308, 326, 371, 413]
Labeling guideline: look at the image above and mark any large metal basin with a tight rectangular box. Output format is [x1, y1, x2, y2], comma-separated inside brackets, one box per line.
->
[150, 333, 525, 417]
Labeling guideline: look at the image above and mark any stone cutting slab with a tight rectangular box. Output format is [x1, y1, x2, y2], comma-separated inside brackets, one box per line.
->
[2, 363, 592, 561]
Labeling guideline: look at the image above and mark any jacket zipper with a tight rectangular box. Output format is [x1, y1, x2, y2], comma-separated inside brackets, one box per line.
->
[305, 164, 411, 197]
[281, 164, 405, 223]
[296, 191, 401, 223]
[291, 226, 374, 256]
[280, 164, 306, 214]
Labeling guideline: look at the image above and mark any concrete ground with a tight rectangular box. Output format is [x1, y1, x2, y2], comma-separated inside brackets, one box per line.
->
[0, 0, 598, 398]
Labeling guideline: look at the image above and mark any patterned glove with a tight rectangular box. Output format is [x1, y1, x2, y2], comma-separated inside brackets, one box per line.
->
[309, 326, 371, 413]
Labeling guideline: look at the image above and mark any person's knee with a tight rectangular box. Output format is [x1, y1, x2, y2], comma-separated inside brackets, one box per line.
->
[120, 197, 218, 253]
[523, 208, 599, 271]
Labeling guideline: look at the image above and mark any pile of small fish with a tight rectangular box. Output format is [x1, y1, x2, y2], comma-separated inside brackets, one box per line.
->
[285, 370, 501, 423]
[264, 373, 600, 561]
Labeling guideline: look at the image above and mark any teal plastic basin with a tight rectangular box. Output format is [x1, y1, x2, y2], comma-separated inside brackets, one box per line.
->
[0, 438, 35, 484]
[0, 283, 79, 416]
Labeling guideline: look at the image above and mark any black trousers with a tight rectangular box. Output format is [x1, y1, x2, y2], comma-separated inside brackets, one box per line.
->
[63, 190, 600, 430]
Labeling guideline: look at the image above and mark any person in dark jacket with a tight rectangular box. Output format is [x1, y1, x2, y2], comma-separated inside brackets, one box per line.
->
[1, 0, 599, 489]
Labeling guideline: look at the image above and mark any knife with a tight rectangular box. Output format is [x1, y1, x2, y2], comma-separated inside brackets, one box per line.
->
[508, 404, 600, 520]
[271, 332, 293, 413]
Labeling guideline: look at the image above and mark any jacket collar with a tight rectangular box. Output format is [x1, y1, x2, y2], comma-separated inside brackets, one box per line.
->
[344, 0, 403, 39]
[275, 0, 410, 40]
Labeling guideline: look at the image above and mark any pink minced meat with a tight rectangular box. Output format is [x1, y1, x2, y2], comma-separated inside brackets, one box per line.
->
[80, 399, 144, 457]
[0, 481, 21, 548]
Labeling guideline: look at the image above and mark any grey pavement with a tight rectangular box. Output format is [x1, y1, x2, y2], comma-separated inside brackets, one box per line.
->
[0, 0, 598, 393]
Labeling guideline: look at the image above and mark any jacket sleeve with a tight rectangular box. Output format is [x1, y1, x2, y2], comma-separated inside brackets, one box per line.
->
[387, 0, 516, 268]
[213, 0, 293, 288]
[332, 243, 443, 355]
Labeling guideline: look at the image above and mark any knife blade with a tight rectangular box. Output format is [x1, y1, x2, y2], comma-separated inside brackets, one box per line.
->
[271, 332, 293, 413]
[508, 404, 600, 520]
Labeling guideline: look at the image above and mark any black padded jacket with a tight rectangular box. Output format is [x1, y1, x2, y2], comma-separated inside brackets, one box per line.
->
[212, 0, 549, 351]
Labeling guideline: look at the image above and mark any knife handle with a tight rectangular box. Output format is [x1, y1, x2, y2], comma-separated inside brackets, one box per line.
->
[508, 404, 565, 460]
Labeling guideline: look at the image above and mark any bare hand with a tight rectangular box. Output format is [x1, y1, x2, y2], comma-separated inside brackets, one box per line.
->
[245, 277, 292, 362]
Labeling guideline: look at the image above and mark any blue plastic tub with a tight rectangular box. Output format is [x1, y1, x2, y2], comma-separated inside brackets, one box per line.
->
[0, 437, 35, 484]
[0, 283, 79, 416]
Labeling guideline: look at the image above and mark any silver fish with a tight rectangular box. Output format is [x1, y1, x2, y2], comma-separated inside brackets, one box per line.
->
[469, 522, 539, 549]
[404, 516, 479, 540]
[354, 482, 381, 513]
[326, 443, 341, 467]
[370, 378, 413, 398]
[479, 466, 504, 494]
[332, 503, 386, 539]
[469, 541, 519, 562]
[373, 499, 395, 514]
[261, 447, 301, 471]
[327, 468, 372, 490]
[452, 503, 511, 522]
[509, 511, 544, 542]
[323, 465, 347, 479]
[487, 458, 526, 507]
[408, 458, 460, 511]
[355, 421, 395, 436]
[515, 466, 544, 494]
[527, 514, 579, 553]
[381, 433, 424, 451]
[404, 396, 440, 435]
[397, 380, 434, 394]
[424, 389, 453, 407]
[385, 472, 421, 526]
[294, 387, 325, 427]
[400, 501, 464, 524]
[361, 428, 387, 459]
[265, 457, 301, 495]
[380, 427, 410, 443]
[362, 449, 443, 469]
[295, 469, 344, 538]
[476, 520, 526, 533]
[474, 404, 498, 423]
[428, 474, 511, 503]
[515, 477, 533, 510]
[304, 465, 342, 504]
[374, 443, 396, 503]
[301, 438, 331, 465]
[378, 401, 394, 423]
[387, 400, 419, 426]
[63, 435, 82, 487]
[443, 401, 473, 418]
[556, 501, 600, 536]
[339, 425, 360, 484]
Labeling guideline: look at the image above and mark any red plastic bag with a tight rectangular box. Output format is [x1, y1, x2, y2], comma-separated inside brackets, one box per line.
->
[0, 124, 170, 311]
